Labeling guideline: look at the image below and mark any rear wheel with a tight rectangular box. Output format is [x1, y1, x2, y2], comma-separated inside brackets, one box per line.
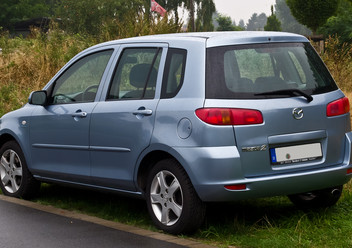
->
[288, 185, 343, 209]
[0, 141, 40, 199]
[146, 158, 206, 234]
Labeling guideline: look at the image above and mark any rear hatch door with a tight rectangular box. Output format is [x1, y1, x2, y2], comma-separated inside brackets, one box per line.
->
[205, 42, 350, 177]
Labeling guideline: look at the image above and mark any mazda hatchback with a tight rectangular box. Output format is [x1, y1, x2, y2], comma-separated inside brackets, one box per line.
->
[0, 32, 351, 234]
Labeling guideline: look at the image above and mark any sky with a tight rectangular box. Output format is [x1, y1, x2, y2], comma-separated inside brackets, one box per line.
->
[213, 0, 276, 24]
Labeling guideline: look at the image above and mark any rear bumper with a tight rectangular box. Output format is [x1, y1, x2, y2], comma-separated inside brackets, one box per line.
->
[195, 165, 352, 202]
[174, 132, 352, 202]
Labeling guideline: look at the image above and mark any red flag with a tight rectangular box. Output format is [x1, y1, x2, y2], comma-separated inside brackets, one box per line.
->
[151, 0, 167, 17]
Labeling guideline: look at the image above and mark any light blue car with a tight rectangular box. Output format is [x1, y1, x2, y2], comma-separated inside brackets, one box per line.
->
[0, 32, 351, 234]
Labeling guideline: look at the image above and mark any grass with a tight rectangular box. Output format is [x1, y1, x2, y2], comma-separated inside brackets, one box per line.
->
[32, 181, 352, 248]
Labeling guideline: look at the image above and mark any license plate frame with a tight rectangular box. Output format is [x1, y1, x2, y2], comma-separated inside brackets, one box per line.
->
[270, 143, 322, 165]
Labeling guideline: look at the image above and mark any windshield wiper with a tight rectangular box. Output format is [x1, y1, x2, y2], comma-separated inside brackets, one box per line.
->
[255, 89, 313, 103]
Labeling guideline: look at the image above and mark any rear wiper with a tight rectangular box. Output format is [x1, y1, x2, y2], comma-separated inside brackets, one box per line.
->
[255, 89, 313, 103]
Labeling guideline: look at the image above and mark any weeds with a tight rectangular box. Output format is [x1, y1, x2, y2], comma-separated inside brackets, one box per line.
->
[321, 36, 352, 92]
[0, 28, 93, 116]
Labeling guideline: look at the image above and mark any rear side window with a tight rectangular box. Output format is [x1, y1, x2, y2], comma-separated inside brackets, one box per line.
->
[161, 48, 187, 98]
[206, 43, 337, 99]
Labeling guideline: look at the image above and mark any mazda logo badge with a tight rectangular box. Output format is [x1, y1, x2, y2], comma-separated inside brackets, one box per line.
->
[292, 108, 304, 120]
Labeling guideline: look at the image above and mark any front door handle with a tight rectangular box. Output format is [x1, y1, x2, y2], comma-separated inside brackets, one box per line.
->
[72, 110, 87, 118]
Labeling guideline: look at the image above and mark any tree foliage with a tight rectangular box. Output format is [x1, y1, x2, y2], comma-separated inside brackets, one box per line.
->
[264, 5, 281, 31]
[157, 0, 183, 25]
[286, 0, 339, 34]
[182, 0, 216, 32]
[275, 0, 311, 35]
[246, 13, 267, 31]
[195, 0, 216, 31]
[0, 0, 50, 29]
[319, 0, 352, 44]
[238, 20, 246, 29]
[55, 0, 143, 36]
[216, 15, 243, 31]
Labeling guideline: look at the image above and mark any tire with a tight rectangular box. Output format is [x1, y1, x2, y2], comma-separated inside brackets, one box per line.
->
[288, 185, 343, 209]
[0, 141, 40, 199]
[146, 158, 206, 234]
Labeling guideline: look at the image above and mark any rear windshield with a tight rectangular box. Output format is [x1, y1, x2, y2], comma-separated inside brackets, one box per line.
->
[206, 42, 337, 99]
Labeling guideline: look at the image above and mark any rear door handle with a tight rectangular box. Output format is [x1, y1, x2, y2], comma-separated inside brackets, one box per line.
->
[133, 108, 153, 116]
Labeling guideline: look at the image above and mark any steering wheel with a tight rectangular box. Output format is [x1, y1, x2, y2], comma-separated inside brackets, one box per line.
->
[82, 85, 99, 101]
[53, 93, 76, 104]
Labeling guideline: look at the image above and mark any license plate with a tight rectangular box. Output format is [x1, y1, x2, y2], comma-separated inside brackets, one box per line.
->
[270, 143, 322, 165]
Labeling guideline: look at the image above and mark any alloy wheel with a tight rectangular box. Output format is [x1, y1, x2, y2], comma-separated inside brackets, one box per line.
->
[0, 149, 23, 194]
[149, 170, 183, 226]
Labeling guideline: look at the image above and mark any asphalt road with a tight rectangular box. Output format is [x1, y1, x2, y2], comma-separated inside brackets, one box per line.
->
[0, 197, 205, 248]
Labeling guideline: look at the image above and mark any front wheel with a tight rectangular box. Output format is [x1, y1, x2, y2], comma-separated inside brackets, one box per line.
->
[146, 159, 206, 234]
[288, 185, 343, 209]
[0, 141, 40, 199]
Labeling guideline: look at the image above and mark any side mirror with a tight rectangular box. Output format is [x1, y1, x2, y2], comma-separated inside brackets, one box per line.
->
[28, 91, 48, 106]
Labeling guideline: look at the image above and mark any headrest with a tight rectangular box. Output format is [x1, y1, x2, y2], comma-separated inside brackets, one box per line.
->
[129, 64, 157, 88]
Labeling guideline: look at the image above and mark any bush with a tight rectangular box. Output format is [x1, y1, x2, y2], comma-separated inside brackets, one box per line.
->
[320, 36, 352, 92]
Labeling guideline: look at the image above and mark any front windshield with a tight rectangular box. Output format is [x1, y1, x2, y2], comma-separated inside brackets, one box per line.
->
[206, 42, 337, 99]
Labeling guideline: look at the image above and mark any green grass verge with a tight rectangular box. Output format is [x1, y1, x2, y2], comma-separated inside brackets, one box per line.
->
[27, 181, 352, 248]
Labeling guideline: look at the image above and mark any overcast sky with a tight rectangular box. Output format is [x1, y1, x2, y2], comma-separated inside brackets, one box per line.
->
[213, 0, 276, 24]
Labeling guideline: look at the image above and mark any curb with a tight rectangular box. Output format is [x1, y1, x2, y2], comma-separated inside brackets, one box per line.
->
[0, 194, 217, 248]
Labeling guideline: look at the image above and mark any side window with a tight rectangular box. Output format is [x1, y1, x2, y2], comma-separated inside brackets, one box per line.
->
[107, 48, 162, 100]
[49, 50, 113, 104]
[161, 48, 187, 99]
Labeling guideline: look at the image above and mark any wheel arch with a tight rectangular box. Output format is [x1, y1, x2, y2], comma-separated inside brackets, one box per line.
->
[0, 133, 19, 149]
[0, 132, 32, 168]
[136, 145, 199, 197]
[139, 149, 207, 234]
[136, 150, 173, 194]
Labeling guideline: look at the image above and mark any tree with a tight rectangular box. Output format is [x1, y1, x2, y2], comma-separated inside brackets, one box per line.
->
[183, 0, 216, 32]
[195, 0, 216, 31]
[264, 5, 281, 31]
[286, 0, 339, 34]
[55, 0, 144, 36]
[216, 14, 243, 31]
[275, 0, 311, 35]
[246, 13, 267, 31]
[0, 0, 50, 30]
[238, 19, 246, 29]
[319, 0, 352, 44]
[158, 0, 183, 25]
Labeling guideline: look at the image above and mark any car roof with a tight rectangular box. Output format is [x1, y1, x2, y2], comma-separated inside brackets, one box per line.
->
[87, 31, 309, 51]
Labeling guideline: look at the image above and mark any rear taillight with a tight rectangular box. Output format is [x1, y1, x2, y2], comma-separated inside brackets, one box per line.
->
[326, 97, 350, 117]
[225, 184, 247, 191]
[195, 108, 263, 125]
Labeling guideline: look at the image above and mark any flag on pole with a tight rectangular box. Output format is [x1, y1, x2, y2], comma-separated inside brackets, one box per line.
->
[151, 0, 167, 17]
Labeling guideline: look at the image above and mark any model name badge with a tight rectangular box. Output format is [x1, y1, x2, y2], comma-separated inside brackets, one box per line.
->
[242, 145, 267, 152]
